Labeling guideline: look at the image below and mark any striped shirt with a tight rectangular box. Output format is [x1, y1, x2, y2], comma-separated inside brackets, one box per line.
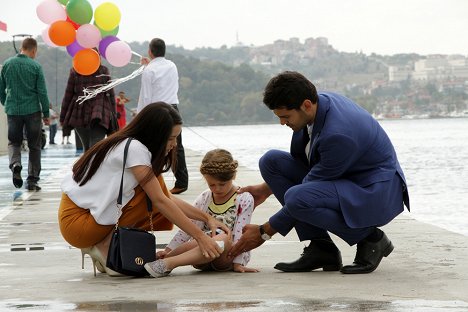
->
[0, 54, 50, 117]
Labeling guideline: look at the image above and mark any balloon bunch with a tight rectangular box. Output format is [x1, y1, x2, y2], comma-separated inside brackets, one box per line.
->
[36, 0, 132, 75]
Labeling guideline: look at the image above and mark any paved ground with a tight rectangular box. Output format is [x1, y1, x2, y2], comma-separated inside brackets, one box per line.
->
[0, 142, 468, 311]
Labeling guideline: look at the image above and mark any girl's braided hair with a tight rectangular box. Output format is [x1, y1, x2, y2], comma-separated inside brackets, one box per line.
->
[200, 149, 238, 181]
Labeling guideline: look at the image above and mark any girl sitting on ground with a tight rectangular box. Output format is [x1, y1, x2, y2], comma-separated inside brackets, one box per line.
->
[145, 148, 258, 277]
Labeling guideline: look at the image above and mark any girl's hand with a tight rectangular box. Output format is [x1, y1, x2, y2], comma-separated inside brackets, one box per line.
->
[206, 217, 231, 238]
[156, 247, 171, 259]
[233, 263, 259, 273]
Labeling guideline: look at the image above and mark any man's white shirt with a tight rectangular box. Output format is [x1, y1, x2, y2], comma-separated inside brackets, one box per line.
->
[137, 57, 179, 112]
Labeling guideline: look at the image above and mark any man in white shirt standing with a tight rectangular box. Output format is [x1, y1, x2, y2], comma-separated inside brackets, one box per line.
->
[137, 38, 188, 194]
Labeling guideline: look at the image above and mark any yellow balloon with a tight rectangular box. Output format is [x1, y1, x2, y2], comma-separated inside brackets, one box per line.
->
[94, 2, 121, 31]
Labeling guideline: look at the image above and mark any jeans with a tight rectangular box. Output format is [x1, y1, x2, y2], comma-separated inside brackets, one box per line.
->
[49, 124, 57, 144]
[7, 112, 43, 183]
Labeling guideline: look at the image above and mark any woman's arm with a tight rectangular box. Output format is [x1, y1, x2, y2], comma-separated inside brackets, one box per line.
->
[131, 165, 222, 259]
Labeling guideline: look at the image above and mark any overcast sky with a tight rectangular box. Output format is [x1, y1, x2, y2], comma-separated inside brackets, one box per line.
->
[1, 0, 468, 55]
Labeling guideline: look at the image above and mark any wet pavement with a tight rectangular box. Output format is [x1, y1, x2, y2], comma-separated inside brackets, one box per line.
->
[1, 141, 468, 311]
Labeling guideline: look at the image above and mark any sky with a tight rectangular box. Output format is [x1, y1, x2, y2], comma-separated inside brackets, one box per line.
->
[1, 0, 468, 56]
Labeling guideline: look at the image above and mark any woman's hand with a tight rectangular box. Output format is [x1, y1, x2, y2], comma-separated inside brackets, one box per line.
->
[233, 263, 259, 273]
[156, 248, 171, 259]
[194, 233, 223, 259]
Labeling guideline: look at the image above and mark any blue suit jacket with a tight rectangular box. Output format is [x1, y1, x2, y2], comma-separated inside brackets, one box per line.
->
[290, 92, 410, 228]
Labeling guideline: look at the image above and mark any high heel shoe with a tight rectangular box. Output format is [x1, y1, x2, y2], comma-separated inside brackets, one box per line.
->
[81, 247, 123, 277]
[81, 247, 105, 276]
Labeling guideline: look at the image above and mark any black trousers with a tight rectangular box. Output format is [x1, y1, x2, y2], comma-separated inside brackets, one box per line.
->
[171, 104, 189, 188]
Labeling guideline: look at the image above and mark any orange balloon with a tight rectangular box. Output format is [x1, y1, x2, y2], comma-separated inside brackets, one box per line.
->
[49, 20, 76, 46]
[73, 49, 100, 76]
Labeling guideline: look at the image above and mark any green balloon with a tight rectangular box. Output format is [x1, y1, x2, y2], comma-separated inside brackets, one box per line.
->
[66, 0, 93, 25]
[58, 0, 69, 5]
[94, 22, 119, 37]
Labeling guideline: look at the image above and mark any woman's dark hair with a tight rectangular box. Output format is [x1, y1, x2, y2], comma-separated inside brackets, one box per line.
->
[73, 102, 182, 186]
[263, 71, 318, 110]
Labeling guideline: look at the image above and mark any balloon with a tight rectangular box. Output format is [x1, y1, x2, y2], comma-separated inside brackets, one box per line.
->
[36, 0, 67, 24]
[66, 0, 93, 25]
[41, 26, 57, 47]
[95, 22, 119, 37]
[76, 24, 101, 48]
[48, 20, 76, 46]
[67, 16, 80, 30]
[66, 40, 84, 57]
[106, 40, 131, 67]
[73, 49, 100, 76]
[98, 35, 119, 59]
[94, 2, 121, 31]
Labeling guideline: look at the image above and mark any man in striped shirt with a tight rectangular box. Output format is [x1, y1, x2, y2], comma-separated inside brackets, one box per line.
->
[0, 38, 50, 191]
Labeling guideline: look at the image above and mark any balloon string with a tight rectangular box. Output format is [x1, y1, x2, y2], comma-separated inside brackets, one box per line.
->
[131, 51, 142, 58]
[76, 65, 145, 105]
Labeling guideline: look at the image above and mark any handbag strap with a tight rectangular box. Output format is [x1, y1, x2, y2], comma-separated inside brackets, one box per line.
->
[115, 138, 154, 232]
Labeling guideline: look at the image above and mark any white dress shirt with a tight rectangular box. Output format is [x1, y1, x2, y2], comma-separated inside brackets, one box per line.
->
[137, 57, 179, 113]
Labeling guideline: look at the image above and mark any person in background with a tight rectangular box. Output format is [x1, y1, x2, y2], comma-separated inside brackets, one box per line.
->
[0, 38, 50, 191]
[60, 64, 115, 152]
[49, 104, 58, 145]
[116, 91, 130, 129]
[58, 102, 227, 277]
[229, 71, 410, 275]
[146, 149, 257, 277]
[138, 38, 188, 195]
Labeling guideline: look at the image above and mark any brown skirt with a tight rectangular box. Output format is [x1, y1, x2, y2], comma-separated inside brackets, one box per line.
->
[58, 176, 173, 248]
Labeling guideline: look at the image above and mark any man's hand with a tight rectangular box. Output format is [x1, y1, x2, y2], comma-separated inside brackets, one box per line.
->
[238, 182, 272, 208]
[140, 57, 150, 65]
[228, 224, 265, 258]
[42, 117, 50, 126]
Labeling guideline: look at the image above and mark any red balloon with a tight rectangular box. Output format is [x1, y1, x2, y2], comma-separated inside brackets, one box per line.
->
[66, 16, 80, 30]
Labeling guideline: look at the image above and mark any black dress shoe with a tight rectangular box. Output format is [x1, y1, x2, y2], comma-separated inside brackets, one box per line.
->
[274, 238, 342, 272]
[170, 187, 187, 194]
[340, 230, 394, 274]
[26, 182, 42, 191]
[12, 164, 23, 188]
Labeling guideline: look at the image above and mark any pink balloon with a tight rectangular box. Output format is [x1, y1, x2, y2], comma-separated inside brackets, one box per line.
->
[76, 24, 102, 48]
[106, 40, 132, 67]
[41, 27, 57, 47]
[36, 0, 67, 24]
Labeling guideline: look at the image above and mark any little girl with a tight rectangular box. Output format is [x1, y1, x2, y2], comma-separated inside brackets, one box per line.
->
[145, 149, 258, 277]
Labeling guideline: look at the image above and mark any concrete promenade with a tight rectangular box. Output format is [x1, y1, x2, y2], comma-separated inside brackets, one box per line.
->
[0, 143, 468, 311]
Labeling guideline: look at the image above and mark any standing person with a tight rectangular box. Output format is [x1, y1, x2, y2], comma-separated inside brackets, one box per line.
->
[229, 71, 410, 274]
[49, 104, 58, 145]
[58, 102, 227, 276]
[115, 91, 130, 129]
[0, 38, 50, 191]
[138, 38, 188, 195]
[145, 149, 257, 278]
[60, 64, 115, 152]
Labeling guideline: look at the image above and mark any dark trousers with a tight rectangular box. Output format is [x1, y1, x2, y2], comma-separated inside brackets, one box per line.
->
[75, 124, 107, 152]
[49, 124, 57, 144]
[259, 150, 373, 245]
[171, 104, 188, 189]
[7, 112, 43, 183]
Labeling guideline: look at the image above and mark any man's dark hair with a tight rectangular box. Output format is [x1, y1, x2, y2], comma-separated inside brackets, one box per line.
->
[22, 38, 37, 51]
[149, 38, 166, 58]
[263, 71, 318, 110]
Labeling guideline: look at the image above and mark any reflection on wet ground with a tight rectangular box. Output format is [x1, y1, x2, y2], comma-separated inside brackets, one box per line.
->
[1, 299, 468, 312]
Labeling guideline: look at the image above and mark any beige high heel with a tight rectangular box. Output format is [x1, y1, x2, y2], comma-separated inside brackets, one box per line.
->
[81, 247, 105, 276]
[87, 246, 123, 277]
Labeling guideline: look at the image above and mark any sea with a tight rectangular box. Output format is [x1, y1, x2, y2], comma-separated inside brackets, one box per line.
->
[182, 118, 468, 237]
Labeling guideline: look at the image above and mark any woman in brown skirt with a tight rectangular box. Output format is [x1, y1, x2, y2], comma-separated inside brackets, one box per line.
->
[58, 102, 228, 276]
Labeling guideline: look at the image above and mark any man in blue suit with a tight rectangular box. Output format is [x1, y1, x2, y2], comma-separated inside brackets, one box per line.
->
[229, 71, 410, 274]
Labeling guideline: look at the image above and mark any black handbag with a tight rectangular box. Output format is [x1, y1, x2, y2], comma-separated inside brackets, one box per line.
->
[106, 93, 120, 135]
[106, 138, 156, 277]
